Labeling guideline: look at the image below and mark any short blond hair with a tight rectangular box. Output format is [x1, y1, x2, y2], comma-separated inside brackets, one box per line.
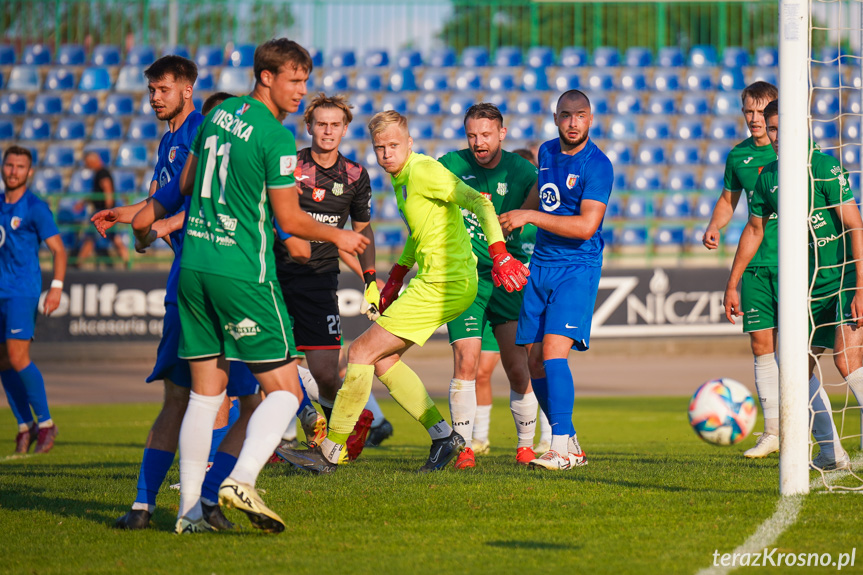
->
[368, 110, 409, 140]
[303, 93, 353, 126]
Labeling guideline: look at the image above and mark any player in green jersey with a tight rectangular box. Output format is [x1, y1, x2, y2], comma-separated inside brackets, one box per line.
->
[703, 82, 784, 459]
[172, 39, 368, 534]
[278, 110, 529, 473]
[724, 100, 862, 471]
[437, 104, 540, 469]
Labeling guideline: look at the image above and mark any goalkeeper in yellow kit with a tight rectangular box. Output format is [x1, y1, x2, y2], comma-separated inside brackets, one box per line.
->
[278, 110, 529, 472]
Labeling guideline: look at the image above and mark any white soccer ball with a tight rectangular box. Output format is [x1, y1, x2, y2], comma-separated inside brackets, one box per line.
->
[688, 378, 757, 446]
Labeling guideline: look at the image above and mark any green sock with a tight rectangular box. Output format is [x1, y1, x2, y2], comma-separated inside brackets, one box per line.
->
[378, 360, 445, 430]
[327, 363, 374, 445]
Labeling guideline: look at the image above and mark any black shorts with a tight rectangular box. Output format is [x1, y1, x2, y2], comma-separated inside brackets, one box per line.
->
[279, 272, 342, 350]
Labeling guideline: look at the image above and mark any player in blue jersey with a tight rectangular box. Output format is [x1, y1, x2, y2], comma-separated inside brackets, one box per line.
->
[499, 90, 614, 471]
[0, 146, 66, 454]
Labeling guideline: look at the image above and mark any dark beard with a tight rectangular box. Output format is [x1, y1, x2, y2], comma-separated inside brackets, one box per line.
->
[156, 98, 185, 121]
[559, 127, 588, 149]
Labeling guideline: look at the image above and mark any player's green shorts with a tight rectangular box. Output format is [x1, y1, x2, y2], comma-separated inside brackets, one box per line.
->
[377, 274, 477, 346]
[447, 273, 523, 343]
[741, 266, 778, 333]
[480, 320, 499, 353]
[178, 268, 297, 362]
[810, 271, 857, 349]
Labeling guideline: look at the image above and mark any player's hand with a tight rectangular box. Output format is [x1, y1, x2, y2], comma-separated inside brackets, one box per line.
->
[91, 209, 119, 238]
[362, 270, 381, 320]
[723, 284, 743, 324]
[379, 264, 409, 313]
[702, 225, 721, 250]
[134, 229, 158, 253]
[43, 287, 62, 316]
[498, 210, 533, 234]
[489, 242, 529, 293]
[851, 289, 863, 328]
[334, 229, 369, 256]
[151, 218, 173, 239]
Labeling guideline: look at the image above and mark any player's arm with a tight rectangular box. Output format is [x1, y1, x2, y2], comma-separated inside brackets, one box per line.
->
[836, 201, 863, 326]
[270, 186, 368, 255]
[91, 198, 149, 237]
[703, 189, 742, 249]
[286, 236, 312, 264]
[42, 234, 67, 316]
[723, 214, 766, 324]
[500, 200, 607, 240]
[178, 153, 198, 196]
[98, 173, 116, 210]
[131, 198, 170, 253]
[518, 182, 540, 210]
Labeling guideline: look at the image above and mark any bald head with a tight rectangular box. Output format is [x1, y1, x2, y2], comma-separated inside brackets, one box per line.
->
[556, 90, 590, 114]
[554, 90, 593, 152]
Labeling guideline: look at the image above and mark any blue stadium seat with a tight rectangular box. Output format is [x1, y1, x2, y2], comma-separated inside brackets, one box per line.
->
[676, 117, 704, 140]
[104, 93, 135, 116]
[841, 145, 860, 168]
[19, 117, 51, 140]
[559, 46, 588, 67]
[112, 170, 138, 193]
[646, 94, 676, 115]
[619, 226, 649, 247]
[388, 68, 417, 91]
[355, 70, 383, 91]
[713, 92, 739, 116]
[0, 118, 14, 140]
[513, 93, 544, 115]
[812, 120, 839, 140]
[116, 66, 147, 91]
[755, 47, 778, 67]
[604, 195, 622, 219]
[306, 47, 323, 68]
[193, 68, 215, 91]
[704, 143, 728, 166]
[636, 143, 665, 165]
[666, 171, 698, 193]
[625, 46, 652, 67]
[521, 68, 549, 91]
[420, 70, 449, 91]
[609, 117, 637, 141]
[623, 193, 650, 218]
[684, 69, 714, 91]
[600, 227, 616, 247]
[23, 44, 51, 66]
[82, 144, 111, 166]
[8, 66, 41, 91]
[613, 171, 628, 191]
[362, 48, 389, 68]
[162, 45, 191, 59]
[91, 44, 122, 66]
[593, 46, 620, 67]
[586, 69, 615, 91]
[461, 46, 489, 67]
[642, 117, 671, 140]
[655, 225, 686, 248]
[454, 69, 481, 90]
[448, 94, 475, 116]
[722, 46, 749, 68]
[0, 44, 15, 65]
[345, 122, 366, 140]
[68, 92, 99, 116]
[428, 47, 456, 67]
[693, 193, 716, 219]
[352, 93, 375, 115]
[68, 169, 94, 193]
[590, 92, 610, 115]
[814, 68, 842, 90]
[409, 118, 435, 140]
[817, 46, 854, 66]
[724, 224, 744, 246]
[381, 93, 408, 114]
[657, 46, 685, 67]
[588, 118, 606, 140]
[32, 169, 64, 195]
[328, 49, 356, 68]
[670, 143, 700, 166]
[652, 69, 680, 92]
[632, 169, 663, 191]
[229, 44, 256, 67]
[619, 68, 647, 91]
[196, 45, 224, 67]
[116, 142, 149, 168]
[718, 68, 745, 91]
[378, 197, 400, 220]
[218, 68, 253, 92]
[55, 118, 86, 140]
[552, 70, 580, 92]
[396, 48, 423, 68]
[320, 70, 348, 91]
[414, 93, 442, 116]
[614, 93, 641, 115]
[79, 67, 112, 90]
[843, 117, 861, 139]
[494, 46, 521, 67]
[527, 46, 554, 68]
[689, 45, 718, 67]
[507, 117, 536, 140]
[33, 94, 63, 115]
[126, 45, 155, 66]
[439, 117, 466, 140]
[487, 69, 515, 91]
[339, 143, 360, 163]
[43, 145, 76, 168]
[680, 93, 710, 115]
[710, 118, 738, 140]
[368, 170, 387, 192]
[812, 91, 841, 117]
[750, 67, 778, 86]
[128, 117, 160, 141]
[701, 167, 725, 190]
[604, 142, 634, 165]
[57, 44, 86, 66]
[0, 92, 26, 115]
[44, 68, 76, 91]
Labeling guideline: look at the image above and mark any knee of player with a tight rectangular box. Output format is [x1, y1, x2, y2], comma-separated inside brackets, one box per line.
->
[526, 355, 545, 379]
[6, 349, 31, 372]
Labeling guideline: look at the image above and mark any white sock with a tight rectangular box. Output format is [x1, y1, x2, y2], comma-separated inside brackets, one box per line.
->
[448, 378, 476, 445]
[550, 434, 569, 455]
[473, 404, 492, 443]
[365, 392, 385, 428]
[809, 375, 842, 458]
[298, 366, 319, 403]
[428, 419, 453, 440]
[754, 353, 779, 433]
[38, 419, 53, 429]
[846, 367, 863, 406]
[282, 415, 297, 441]
[510, 390, 538, 448]
[230, 390, 299, 486]
[539, 408, 552, 445]
[178, 390, 225, 520]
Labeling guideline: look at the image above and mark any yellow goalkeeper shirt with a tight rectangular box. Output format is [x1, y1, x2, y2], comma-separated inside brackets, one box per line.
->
[390, 152, 504, 282]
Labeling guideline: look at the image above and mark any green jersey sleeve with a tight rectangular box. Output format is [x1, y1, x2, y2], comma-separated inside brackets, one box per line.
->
[264, 128, 298, 189]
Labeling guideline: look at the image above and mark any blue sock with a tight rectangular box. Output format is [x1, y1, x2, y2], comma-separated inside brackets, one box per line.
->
[201, 451, 237, 504]
[1, 369, 33, 425]
[134, 448, 175, 508]
[228, 399, 240, 426]
[531, 376, 550, 419]
[299, 377, 313, 411]
[18, 363, 50, 423]
[209, 426, 229, 462]
[544, 358, 576, 436]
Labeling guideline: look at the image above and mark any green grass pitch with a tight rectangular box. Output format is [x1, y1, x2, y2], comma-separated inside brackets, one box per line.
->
[1, 397, 861, 574]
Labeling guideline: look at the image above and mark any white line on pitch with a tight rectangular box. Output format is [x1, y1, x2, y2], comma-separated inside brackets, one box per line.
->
[1, 454, 35, 461]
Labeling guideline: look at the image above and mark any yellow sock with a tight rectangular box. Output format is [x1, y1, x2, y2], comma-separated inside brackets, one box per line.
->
[378, 360, 446, 432]
[327, 363, 374, 445]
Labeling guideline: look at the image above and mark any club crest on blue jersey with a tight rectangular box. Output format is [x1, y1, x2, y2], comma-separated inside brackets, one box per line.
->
[235, 103, 251, 116]
[566, 174, 578, 189]
[168, 146, 178, 163]
[10, 216, 22, 230]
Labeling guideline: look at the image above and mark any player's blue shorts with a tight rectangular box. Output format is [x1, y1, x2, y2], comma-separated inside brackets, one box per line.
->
[147, 303, 259, 396]
[516, 262, 601, 351]
[0, 297, 39, 343]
